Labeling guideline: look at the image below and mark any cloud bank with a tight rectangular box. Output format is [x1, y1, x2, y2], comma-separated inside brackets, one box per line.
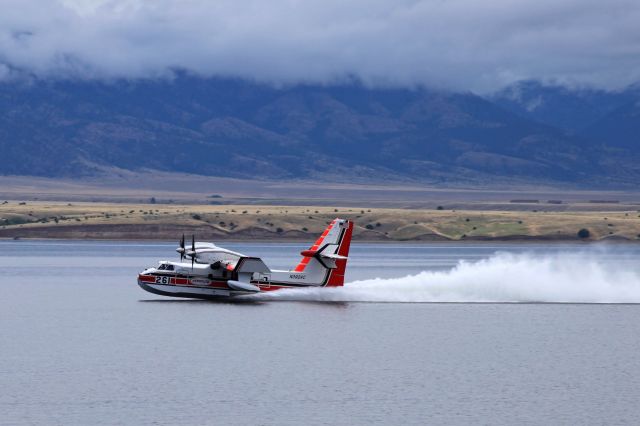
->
[1, 0, 639, 92]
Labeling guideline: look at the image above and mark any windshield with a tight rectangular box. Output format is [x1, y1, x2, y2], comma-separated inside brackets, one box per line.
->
[157, 263, 174, 271]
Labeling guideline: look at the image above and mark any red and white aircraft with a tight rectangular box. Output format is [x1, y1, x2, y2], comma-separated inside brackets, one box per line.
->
[137, 218, 353, 299]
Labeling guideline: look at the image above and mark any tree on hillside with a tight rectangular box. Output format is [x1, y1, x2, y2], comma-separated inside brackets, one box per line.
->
[577, 228, 590, 239]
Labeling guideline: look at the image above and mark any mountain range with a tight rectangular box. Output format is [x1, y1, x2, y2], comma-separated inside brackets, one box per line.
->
[1, 75, 638, 187]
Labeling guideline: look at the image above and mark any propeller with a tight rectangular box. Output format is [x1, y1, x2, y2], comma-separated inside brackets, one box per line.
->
[191, 235, 196, 270]
[176, 234, 186, 261]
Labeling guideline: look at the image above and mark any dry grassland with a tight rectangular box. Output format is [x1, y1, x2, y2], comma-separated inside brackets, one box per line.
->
[2, 201, 640, 242]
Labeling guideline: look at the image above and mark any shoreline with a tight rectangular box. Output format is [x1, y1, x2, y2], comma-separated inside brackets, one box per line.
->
[2, 201, 640, 243]
[1, 234, 638, 244]
[1, 238, 637, 245]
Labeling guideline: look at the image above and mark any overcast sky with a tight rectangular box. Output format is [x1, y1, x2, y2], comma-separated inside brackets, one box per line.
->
[1, 0, 639, 92]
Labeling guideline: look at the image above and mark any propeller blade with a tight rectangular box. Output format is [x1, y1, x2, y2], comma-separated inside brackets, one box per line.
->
[191, 235, 195, 270]
[179, 233, 185, 261]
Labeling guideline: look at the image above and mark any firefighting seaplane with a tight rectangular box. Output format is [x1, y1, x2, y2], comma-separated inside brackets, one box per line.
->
[137, 218, 353, 299]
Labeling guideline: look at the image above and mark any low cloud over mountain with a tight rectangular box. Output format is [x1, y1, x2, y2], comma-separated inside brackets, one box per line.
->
[1, 0, 640, 92]
[2, 2, 639, 187]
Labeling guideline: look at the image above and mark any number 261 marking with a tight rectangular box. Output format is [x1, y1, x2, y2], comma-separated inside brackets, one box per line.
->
[155, 276, 170, 284]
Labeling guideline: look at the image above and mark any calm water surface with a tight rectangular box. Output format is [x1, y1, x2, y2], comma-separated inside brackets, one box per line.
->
[1, 241, 640, 425]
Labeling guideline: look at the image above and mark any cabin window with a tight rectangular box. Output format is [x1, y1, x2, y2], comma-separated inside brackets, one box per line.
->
[222, 254, 241, 263]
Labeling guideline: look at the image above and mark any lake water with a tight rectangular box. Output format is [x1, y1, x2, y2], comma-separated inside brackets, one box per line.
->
[2, 240, 640, 425]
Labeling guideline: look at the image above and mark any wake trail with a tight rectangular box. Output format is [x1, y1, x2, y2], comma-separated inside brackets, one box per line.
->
[248, 251, 640, 303]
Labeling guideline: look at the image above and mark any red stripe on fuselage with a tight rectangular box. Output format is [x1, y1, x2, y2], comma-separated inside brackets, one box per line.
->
[138, 274, 229, 288]
[139, 271, 345, 294]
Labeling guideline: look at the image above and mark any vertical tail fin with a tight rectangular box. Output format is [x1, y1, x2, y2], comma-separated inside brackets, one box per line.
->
[293, 218, 353, 287]
[324, 219, 353, 287]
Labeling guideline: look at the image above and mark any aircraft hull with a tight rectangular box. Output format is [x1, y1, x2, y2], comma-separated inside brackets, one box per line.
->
[137, 273, 310, 299]
[137, 274, 252, 299]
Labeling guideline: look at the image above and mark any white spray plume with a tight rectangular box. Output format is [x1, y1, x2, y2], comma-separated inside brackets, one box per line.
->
[249, 251, 640, 303]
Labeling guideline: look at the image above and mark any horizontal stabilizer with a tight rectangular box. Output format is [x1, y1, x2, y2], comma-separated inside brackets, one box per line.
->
[320, 253, 348, 260]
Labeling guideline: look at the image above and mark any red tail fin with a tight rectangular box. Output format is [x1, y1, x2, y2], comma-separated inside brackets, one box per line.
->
[294, 218, 339, 273]
[292, 218, 353, 287]
[325, 220, 353, 287]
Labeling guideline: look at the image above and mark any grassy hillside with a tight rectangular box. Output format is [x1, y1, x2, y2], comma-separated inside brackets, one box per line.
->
[2, 201, 640, 242]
